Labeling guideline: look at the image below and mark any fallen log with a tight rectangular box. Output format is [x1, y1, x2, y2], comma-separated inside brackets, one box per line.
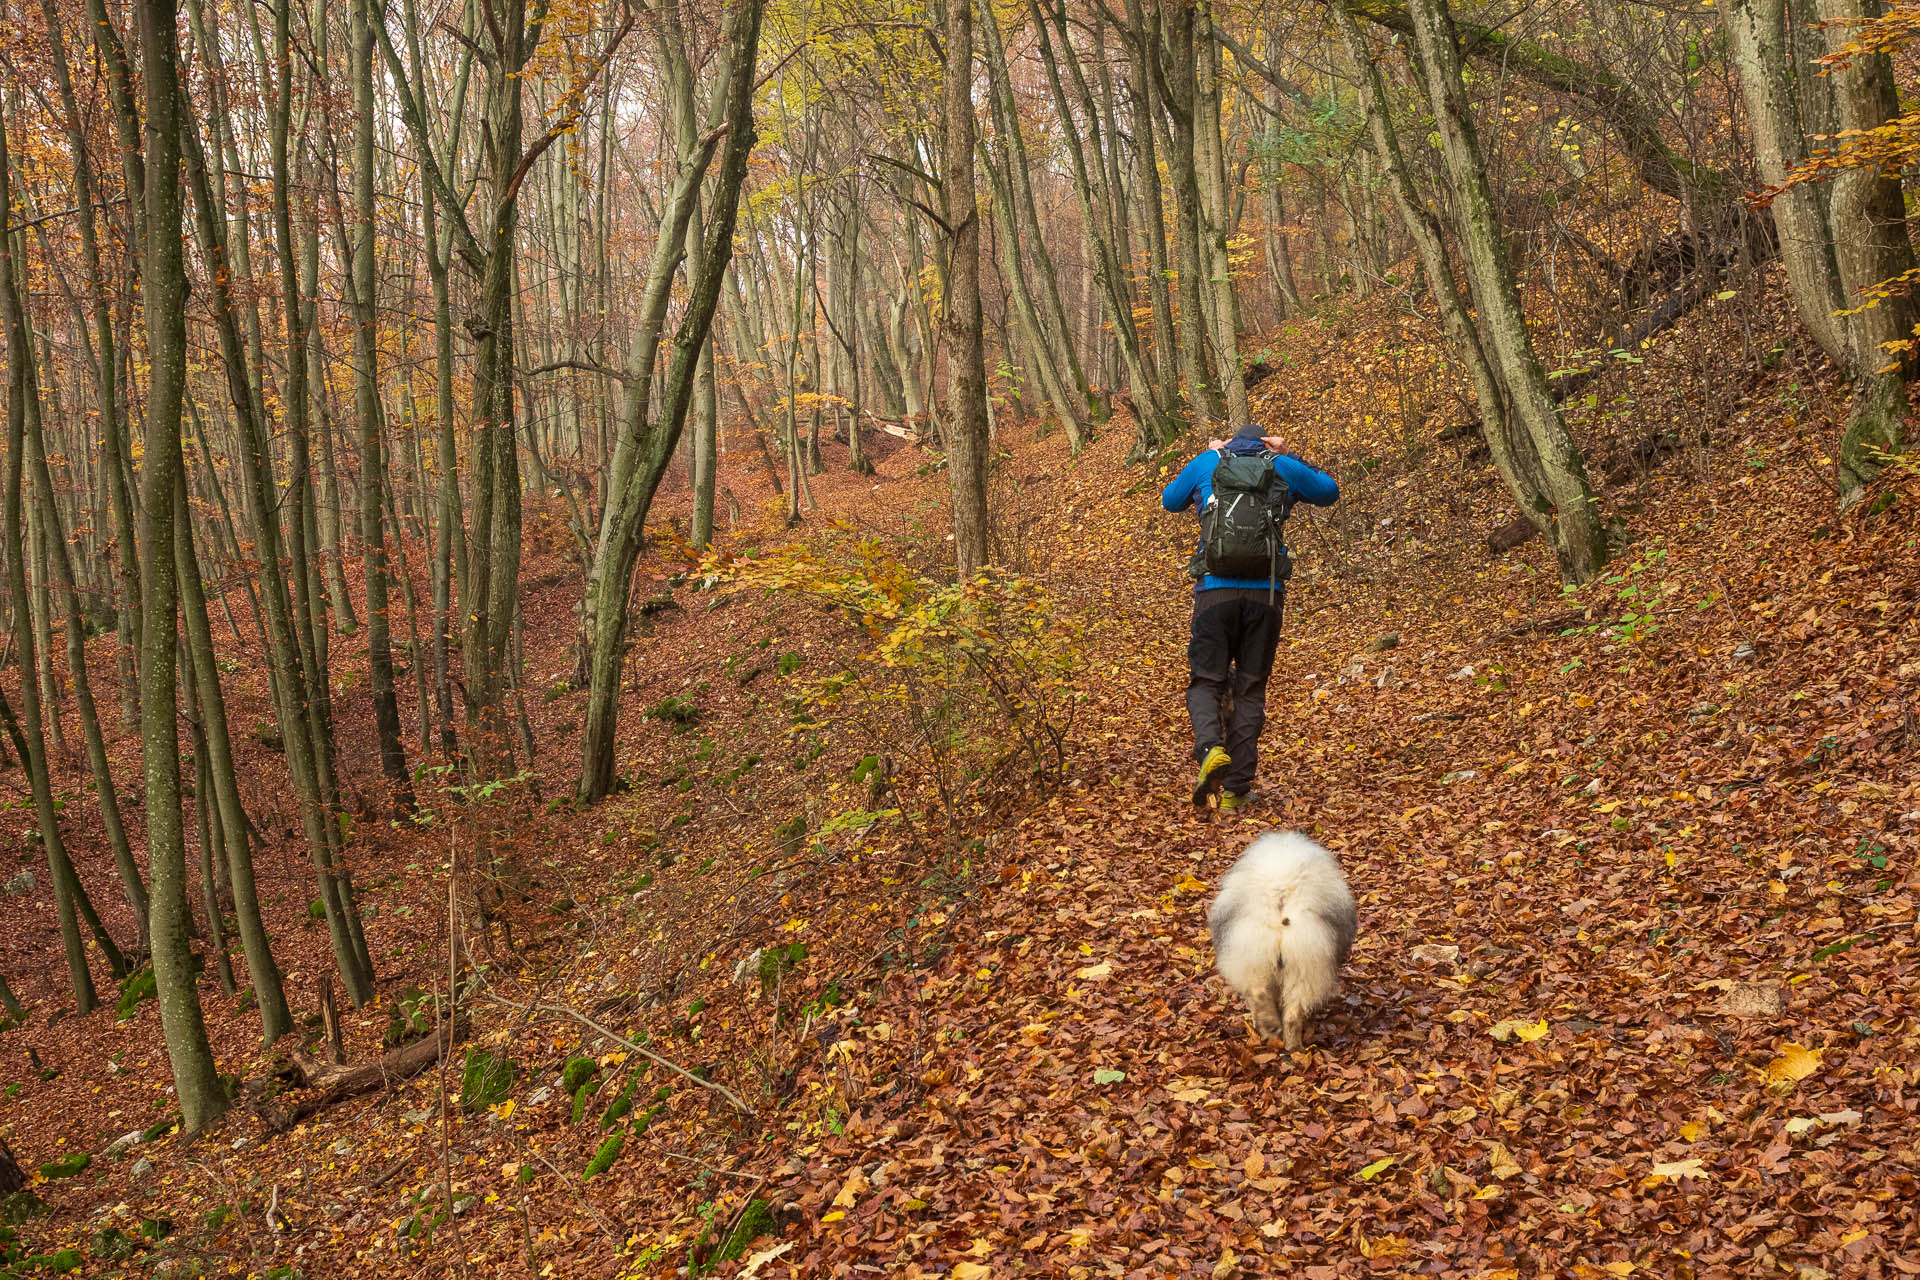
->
[245, 1018, 467, 1133]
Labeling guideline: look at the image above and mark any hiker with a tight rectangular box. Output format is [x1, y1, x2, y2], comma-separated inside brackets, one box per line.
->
[1161, 422, 1339, 809]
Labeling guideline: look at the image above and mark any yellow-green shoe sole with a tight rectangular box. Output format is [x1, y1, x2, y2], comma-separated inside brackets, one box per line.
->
[1191, 746, 1232, 805]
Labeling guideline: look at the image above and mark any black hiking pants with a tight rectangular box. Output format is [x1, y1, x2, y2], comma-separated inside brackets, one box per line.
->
[1186, 586, 1284, 796]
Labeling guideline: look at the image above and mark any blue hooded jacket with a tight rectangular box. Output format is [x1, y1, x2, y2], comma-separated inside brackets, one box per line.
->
[1161, 428, 1340, 592]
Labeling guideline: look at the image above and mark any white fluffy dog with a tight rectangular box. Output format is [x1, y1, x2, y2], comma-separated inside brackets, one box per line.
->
[1207, 832, 1357, 1049]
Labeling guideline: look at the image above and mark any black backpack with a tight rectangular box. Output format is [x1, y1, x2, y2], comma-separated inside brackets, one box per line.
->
[1197, 449, 1293, 593]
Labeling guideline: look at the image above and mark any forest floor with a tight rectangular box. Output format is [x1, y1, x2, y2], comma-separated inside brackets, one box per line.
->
[3, 271, 1918, 1280]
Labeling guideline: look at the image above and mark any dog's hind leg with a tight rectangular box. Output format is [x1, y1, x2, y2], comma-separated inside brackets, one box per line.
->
[1249, 973, 1285, 1038]
[1281, 1004, 1307, 1051]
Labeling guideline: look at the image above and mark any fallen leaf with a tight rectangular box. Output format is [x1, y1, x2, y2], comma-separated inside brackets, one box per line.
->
[1490, 1017, 1549, 1043]
[952, 1263, 991, 1280]
[1357, 1156, 1395, 1181]
[1092, 1068, 1125, 1085]
[739, 1241, 795, 1278]
[831, 1169, 868, 1208]
[1485, 1143, 1521, 1180]
[1764, 1042, 1822, 1086]
[1646, 1158, 1709, 1184]
[1073, 960, 1112, 980]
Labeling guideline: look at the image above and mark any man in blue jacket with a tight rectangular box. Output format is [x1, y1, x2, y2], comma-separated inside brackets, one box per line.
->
[1161, 422, 1340, 810]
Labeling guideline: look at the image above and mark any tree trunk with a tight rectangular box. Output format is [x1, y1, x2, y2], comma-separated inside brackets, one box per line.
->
[577, 0, 764, 803]
[1812, 0, 1916, 499]
[1031, 0, 1176, 457]
[1192, 1, 1250, 424]
[351, 0, 415, 810]
[1406, 0, 1608, 583]
[135, 0, 229, 1133]
[263, 0, 377, 1007]
[22, 316, 149, 946]
[941, 0, 993, 577]
[175, 477, 293, 1043]
[1333, 5, 1555, 537]
[1, 113, 101, 1016]
[1155, 0, 1222, 428]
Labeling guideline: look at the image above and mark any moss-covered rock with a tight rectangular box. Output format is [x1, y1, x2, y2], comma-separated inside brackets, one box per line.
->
[37, 1152, 90, 1179]
[583, 1132, 624, 1180]
[458, 1050, 516, 1114]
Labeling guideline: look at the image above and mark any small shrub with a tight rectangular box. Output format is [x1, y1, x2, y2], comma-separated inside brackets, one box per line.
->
[719, 547, 1084, 825]
[382, 987, 438, 1048]
[115, 969, 156, 1020]
[758, 942, 807, 996]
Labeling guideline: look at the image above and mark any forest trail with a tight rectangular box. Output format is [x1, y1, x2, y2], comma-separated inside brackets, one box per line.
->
[9, 0, 1920, 1269]
[698, 305, 1920, 1277]
[4, 298, 1917, 1280]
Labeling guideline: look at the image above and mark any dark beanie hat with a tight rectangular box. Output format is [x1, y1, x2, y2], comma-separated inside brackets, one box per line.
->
[1231, 422, 1264, 440]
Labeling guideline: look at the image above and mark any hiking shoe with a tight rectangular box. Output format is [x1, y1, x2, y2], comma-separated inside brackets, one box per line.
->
[1218, 790, 1253, 813]
[1191, 746, 1232, 805]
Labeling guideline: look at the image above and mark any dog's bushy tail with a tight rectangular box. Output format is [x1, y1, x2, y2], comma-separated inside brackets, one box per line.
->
[1276, 892, 1349, 1025]
[1209, 832, 1356, 1040]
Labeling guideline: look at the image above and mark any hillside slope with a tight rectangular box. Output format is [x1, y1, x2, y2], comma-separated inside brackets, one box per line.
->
[3, 279, 1916, 1280]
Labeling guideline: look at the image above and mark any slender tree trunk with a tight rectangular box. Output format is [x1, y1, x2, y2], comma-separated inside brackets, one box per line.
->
[1333, 5, 1552, 533]
[578, 0, 764, 802]
[1192, 1, 1249, 423]
[22, 321, 149, 944]
[174, 475, 292, 1042]
[35, 0, 141, 729]
[2, 114, 100, 1015]
[264, 0, 376, 1006]
[941, 0, 993, 576]
[180, 655, 235, 996]
[1155, 0, 1221, 427]
[135, 0, 228, 1132]
[1405, 0, 1608, 582]
[1031, 0, 1175, 456]
[1122, 0, 1179, 418]
[351, 0, 414, 810]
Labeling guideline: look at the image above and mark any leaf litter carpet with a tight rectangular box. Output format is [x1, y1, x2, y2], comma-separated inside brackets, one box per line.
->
[758, 429, 1920, 1275]
[7, 303, 1917, 1280]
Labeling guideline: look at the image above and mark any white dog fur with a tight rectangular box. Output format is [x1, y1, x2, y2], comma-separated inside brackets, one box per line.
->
[1207, 831, 1357, 1049]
